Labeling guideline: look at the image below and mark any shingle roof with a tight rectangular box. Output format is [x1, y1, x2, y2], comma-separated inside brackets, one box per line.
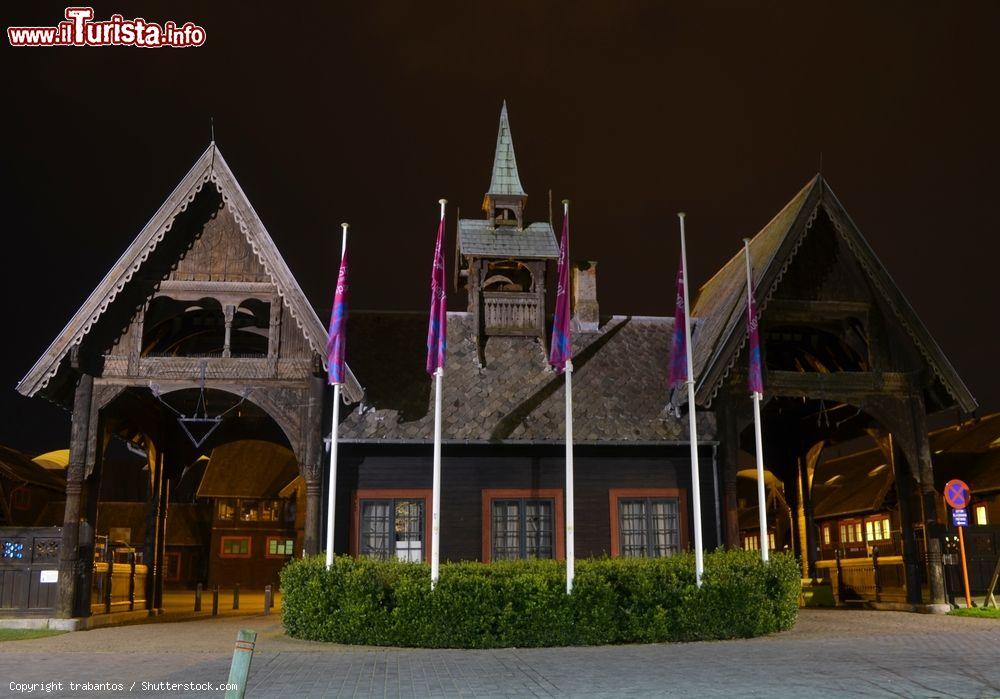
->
[0, 445, 65, 491]
[197, 440, 299, 498]
[487, 102, 526, 197]
[811, 447, 895, 519]
[338, 312, 716, 444]
[458, 220, 559, 259]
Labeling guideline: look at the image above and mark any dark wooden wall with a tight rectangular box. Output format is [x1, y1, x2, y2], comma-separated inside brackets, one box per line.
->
[328, 444, 720, 562]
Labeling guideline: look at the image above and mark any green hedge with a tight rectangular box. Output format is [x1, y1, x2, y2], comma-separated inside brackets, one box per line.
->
[280, 550, 800, 647]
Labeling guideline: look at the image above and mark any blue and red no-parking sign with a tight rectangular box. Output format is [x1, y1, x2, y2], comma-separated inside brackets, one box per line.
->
[944, 479, 971, 509]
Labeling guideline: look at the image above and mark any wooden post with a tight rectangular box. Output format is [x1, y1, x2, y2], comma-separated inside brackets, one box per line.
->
[58, 373, 93, 618]
[264, 585, 272, 616]
[983, 556, 999, 609]
[212, 585, 219, 616]
[128, 551, 136, 611]
[104, 560, 113, 614]
[233, 583, 240, 610]
[304, 479, 321, 556]
[834, 547, 844, 604]
[224, 629, 257, 699]
[195, 583, 202, 612]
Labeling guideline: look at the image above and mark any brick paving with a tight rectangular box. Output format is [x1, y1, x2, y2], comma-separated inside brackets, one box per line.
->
[1, 609, 998, 698]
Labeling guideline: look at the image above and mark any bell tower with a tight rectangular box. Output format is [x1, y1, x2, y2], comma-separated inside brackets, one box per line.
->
[456, 102, 559, 365]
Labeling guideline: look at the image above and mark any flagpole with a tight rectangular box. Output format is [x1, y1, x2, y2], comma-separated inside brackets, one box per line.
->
[431, 199, 446, 589]
[563, 200, 575, 594]
[743, 239, 769, 563]
[326, 222, 348, 569]
[678, 213, 704, 587]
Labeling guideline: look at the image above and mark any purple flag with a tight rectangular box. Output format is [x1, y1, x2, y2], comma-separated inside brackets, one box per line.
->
[667, 260, 687, 389]
[426, 214, 447, 374]
[549, 211, 571, 372]
[326, 246, 349, 385]
[747, 287, 764, 395]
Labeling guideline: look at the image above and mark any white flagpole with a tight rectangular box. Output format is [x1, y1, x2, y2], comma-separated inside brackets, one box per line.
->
[431, 199, 446, 589]
[563, 200, 575, 594]
[326, 222, 348, 569]
[678, 213, 704, 587]
[743, 239, 769, 563]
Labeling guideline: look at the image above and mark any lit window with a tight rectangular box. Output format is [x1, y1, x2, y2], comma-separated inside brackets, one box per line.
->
[260, 500, 281, 522]
[822, 524, 831, 545]
[854, 523, 863, 542]
[360, 499, 425, 562]
[618, 498, 680, 558]
[975, 505, 988, 526]
[744, 534, 759, 551]
[238, 500, 259, 522]
[267, 537, 295, 557]
[768, 532, 776, 550]
[217, 499, 235, 521]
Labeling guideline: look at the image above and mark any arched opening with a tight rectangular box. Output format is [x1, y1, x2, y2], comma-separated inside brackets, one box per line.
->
[32, 386, 306, 617]
[482, 261, 533, 292]
[737, 395, 927, 605]
[141, 296, 226, 357]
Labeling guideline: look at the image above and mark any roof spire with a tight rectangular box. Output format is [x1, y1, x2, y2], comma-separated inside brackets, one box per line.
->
[487, 100, 526, 197]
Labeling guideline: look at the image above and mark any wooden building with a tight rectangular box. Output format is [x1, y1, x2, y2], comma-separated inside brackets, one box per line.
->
[6, 103, 979, 619]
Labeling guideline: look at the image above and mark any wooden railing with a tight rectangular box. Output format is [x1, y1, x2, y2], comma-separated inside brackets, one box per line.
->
[91, 559, 147, 615]
[816, 549, 908, 603]
[482, 292, 541, 336]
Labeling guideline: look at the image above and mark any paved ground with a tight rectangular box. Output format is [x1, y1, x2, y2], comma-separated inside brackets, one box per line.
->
[0, 609, 998, 698]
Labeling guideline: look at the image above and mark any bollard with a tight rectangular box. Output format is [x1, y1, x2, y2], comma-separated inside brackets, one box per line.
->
[212, 585, 219, 617]
[264, 585, 271, 616]
[224, 629, 256, 699]
[872, 546, 882, 603]
[233, 583, 240, 610]
[195, 583, 202, 612]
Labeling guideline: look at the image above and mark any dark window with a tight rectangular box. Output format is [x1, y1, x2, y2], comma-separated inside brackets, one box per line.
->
[164, 552, 182, 581]
[618, 498, 679, 558]
[220, 536, 251, 558]
[359, 499, 424, 562]
[491, 499, 554, 560]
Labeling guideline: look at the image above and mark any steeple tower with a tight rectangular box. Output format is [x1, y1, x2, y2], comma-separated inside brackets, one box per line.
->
[456, 102, 559, 365]
[482, 101, 528, 229]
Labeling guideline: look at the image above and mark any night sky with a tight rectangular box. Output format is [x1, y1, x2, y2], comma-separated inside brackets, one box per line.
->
[2, 1, 997, 453]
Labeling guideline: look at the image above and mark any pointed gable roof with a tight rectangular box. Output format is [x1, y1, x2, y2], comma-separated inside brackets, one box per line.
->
[691, 175, 976, 414]
[17, 143, 363, 403]
[487, 101, 526, 198]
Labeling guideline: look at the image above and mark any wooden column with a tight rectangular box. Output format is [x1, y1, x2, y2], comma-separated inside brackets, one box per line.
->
[800, 442, 824, 579]
[143, 447, 163, 611]
[58, 373, 93, 618]
[907, 397, 947, 606]
[715, 397, 741, 548]
[302, 375, 325, 557]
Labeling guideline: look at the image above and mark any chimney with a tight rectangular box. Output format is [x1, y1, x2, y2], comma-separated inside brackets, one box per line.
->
[571, 261, 599, 333]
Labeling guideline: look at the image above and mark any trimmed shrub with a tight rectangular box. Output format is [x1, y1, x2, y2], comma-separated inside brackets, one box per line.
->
[280, 550, 799, 647]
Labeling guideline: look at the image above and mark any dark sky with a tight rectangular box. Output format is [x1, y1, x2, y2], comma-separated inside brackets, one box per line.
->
[2, 1, 998, 453]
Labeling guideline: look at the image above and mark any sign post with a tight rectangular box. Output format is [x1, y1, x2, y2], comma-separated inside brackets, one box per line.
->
[944, 479, 973, 609]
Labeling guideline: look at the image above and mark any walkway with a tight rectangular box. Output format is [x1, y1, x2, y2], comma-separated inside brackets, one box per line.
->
[1, 609, 998, 697]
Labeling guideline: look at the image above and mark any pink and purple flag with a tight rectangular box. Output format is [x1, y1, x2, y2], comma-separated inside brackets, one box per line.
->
[667, 260, 688, 389]
[326, 246, 349, 385]
[549, 211, 572, 372]
[747, 283, 764, 395]
[426, 213, 447, 374]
